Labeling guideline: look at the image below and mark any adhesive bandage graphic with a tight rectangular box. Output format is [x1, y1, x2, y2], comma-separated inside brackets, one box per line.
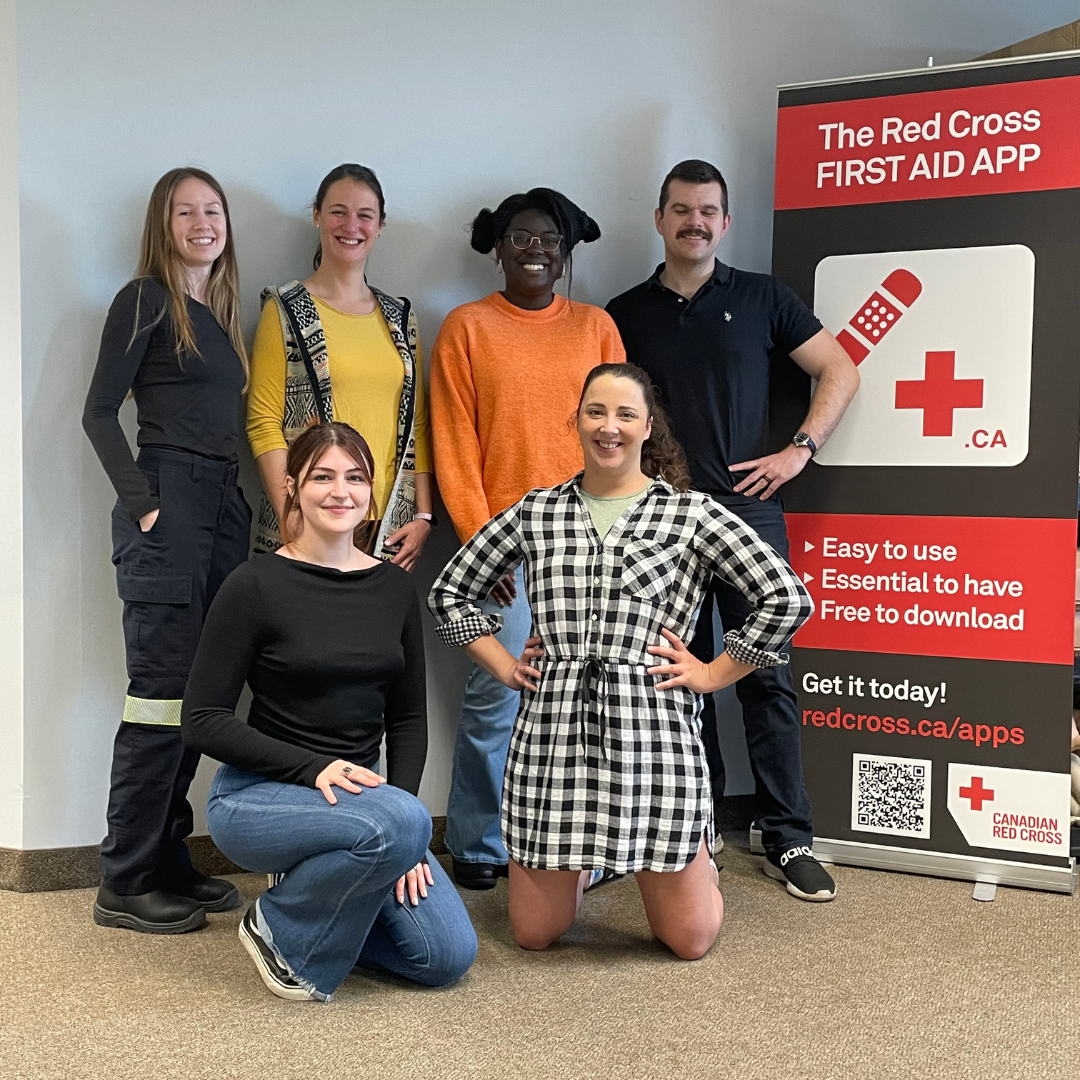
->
[813, 245, 1034, 467]
[835, 269, 923, 365]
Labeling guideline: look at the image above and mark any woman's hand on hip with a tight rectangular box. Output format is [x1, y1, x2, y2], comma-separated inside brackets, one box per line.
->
[503, 636, 544, 692]
[395, 860, 434, 906]
[385, 519, 432, 572]
[315, 760, 386, 805]
[138, 508, 160, 533]
[647, 628, 754, 694]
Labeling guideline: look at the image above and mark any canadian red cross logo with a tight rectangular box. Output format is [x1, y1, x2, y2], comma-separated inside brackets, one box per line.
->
[959, 776, 994, 811]
[895, 351, 984, 436]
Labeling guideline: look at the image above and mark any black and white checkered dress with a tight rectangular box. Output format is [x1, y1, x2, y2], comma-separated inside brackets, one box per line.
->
[429, 476, 812, 874]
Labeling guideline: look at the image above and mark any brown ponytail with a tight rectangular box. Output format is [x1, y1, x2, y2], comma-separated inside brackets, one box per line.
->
[576, 364, 692, 491]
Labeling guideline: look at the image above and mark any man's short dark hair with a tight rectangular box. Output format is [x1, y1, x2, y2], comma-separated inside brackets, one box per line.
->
[658, 160, 728, 216]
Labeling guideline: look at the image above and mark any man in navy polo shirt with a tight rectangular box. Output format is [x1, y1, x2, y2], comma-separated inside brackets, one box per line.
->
[606, 159, 859, 902]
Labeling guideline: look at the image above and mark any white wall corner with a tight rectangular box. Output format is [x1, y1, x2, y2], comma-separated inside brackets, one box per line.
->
[0, 0, 25, 849]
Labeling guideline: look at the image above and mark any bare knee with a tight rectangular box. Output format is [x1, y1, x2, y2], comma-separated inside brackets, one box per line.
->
[661, 924, 719, 960]
[507, 863, 580, 952]
[513, 927, 559, 951]
[653, 907, 722, 960]
[509, 896, 575, 950]
[510, 913, 570, 952]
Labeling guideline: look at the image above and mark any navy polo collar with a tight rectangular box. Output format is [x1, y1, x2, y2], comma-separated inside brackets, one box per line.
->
[647, 259, 733, 292]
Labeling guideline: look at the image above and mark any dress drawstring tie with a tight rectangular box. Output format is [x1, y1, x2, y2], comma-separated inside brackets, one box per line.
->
[579, 658, 611, 761]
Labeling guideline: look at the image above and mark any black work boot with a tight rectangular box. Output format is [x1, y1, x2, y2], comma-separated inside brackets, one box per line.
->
[162, 870, 241, 913]
[93, 884, 206, 934]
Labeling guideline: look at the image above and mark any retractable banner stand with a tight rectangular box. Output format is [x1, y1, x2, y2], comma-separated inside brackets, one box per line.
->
[771, 54, 1080, 893]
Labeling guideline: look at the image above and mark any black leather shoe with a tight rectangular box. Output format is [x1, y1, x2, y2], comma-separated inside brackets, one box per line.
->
[163, 871, 242, 913]
[93, 885, 206, 934]
[452, 859, 508, 890]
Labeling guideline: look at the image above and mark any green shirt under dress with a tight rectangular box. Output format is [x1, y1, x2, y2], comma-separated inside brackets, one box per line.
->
[578, 484, 651, 539]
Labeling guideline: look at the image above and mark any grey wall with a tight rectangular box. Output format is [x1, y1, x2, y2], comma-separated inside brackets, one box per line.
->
[0, 0, 24, 850]
[14, 0, 1078, 847]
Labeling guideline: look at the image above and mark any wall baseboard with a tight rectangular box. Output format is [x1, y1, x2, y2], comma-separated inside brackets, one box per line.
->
[0, 805, 762, 892]
[1, 816, 451, 893]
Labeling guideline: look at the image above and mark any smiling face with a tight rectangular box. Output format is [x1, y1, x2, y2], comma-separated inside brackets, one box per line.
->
[577, 372, 653, 478]
[313, 179, 383, 267]
[494, 208, 565, 305]
[654, 179, 730, 270]
[170, 176, 227, 270]
[287, 444, 373, 542]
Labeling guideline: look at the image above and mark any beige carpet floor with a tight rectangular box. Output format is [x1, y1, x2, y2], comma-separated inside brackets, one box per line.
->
[2, 840, 1077, 1080]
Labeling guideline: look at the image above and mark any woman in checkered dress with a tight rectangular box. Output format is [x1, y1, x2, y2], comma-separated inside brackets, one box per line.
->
[429, 364, 812, 958]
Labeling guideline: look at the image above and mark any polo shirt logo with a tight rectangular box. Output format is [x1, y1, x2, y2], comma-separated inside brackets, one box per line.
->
[724, 310, 732, 321]
[812, 245, 1033, 467]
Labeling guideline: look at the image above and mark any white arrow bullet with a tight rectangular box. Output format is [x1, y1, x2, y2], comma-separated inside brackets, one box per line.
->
[804, 540, 814, 553]
[803, 572, 813, 584]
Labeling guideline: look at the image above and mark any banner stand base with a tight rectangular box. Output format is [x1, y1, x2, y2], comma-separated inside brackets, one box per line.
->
[748, 827, 1076, 894]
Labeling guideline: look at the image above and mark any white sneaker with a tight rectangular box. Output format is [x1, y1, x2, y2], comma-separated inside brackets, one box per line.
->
[238, 906, 319, 1001]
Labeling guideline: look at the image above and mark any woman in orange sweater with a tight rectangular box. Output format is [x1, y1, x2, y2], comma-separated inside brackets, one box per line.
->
[430, 188, 624, 889]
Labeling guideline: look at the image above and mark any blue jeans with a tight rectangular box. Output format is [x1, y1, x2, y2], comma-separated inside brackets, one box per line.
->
[207, 766, 478, 999]
[445, 564, 531, 865]
[689, 495, 813, 855]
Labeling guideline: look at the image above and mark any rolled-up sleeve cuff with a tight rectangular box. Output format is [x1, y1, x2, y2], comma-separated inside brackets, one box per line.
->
[723, 630, 788, 669]
[435, 609, 505, 648]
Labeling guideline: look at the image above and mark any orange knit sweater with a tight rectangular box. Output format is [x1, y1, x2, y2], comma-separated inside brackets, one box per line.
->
[430, 291, 625, 542]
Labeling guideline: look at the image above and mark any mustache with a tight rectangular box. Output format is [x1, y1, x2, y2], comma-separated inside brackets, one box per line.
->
[677, 227, 712, 240]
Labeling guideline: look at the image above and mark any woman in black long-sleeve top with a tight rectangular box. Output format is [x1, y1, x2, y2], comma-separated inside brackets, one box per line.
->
[82, 168, 251, 935]
[182, 423, 476, 1002]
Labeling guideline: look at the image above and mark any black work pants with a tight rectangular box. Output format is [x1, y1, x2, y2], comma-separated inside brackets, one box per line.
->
[99, 448, 251, 895]
[689, 496, 814, 856]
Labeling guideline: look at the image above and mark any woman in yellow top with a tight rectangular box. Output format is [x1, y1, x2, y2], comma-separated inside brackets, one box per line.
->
[248, 164, 434, 570]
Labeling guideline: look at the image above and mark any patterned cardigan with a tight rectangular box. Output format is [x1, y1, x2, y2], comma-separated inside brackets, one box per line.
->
[253, 280, 420, 557]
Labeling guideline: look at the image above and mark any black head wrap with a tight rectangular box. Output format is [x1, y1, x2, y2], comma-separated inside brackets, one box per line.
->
[470, 187, 601, 255]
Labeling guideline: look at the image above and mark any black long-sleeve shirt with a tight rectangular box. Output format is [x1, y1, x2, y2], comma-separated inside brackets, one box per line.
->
[82, 278, 246, 522]
[181, 554, 428, 794]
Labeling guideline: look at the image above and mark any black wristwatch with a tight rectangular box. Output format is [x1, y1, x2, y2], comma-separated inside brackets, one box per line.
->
[792, 431, 818, 457]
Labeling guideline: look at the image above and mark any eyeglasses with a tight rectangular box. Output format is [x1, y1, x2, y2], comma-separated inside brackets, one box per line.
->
[505, 231, 564, 252]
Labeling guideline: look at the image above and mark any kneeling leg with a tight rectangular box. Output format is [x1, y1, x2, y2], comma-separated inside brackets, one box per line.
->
[357, 854, 478, 986]
[507, 861, 589, 950]
[635, 843, 723, 960]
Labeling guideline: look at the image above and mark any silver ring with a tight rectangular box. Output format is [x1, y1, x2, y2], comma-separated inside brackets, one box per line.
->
[342, 766, 353, 776]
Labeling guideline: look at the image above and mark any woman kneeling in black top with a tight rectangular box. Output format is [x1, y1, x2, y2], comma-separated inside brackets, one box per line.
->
[182, 423, 477, 1001]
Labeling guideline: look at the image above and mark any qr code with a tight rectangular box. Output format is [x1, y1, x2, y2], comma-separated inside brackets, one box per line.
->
[851, 754, 932, 839]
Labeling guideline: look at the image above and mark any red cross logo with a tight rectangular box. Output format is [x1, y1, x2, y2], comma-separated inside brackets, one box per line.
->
[895, 351, 984, 436]
[959, 776, 994, 811]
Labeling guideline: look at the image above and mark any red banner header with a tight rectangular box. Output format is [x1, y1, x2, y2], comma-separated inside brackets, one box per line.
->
[785, 513, 1075, 664]
[775, 75, 1080, 209]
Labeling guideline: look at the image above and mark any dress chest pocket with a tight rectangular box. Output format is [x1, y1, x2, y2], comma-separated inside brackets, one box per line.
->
[620, 539, 679, 602]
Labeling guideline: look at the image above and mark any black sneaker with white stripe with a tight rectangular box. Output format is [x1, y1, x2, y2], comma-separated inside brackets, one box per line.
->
[238, 905, 317, 1001]
[764, 846, 836, 902]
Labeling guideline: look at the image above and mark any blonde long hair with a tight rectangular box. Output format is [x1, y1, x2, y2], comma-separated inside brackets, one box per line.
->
[133, 167, 249, 389]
